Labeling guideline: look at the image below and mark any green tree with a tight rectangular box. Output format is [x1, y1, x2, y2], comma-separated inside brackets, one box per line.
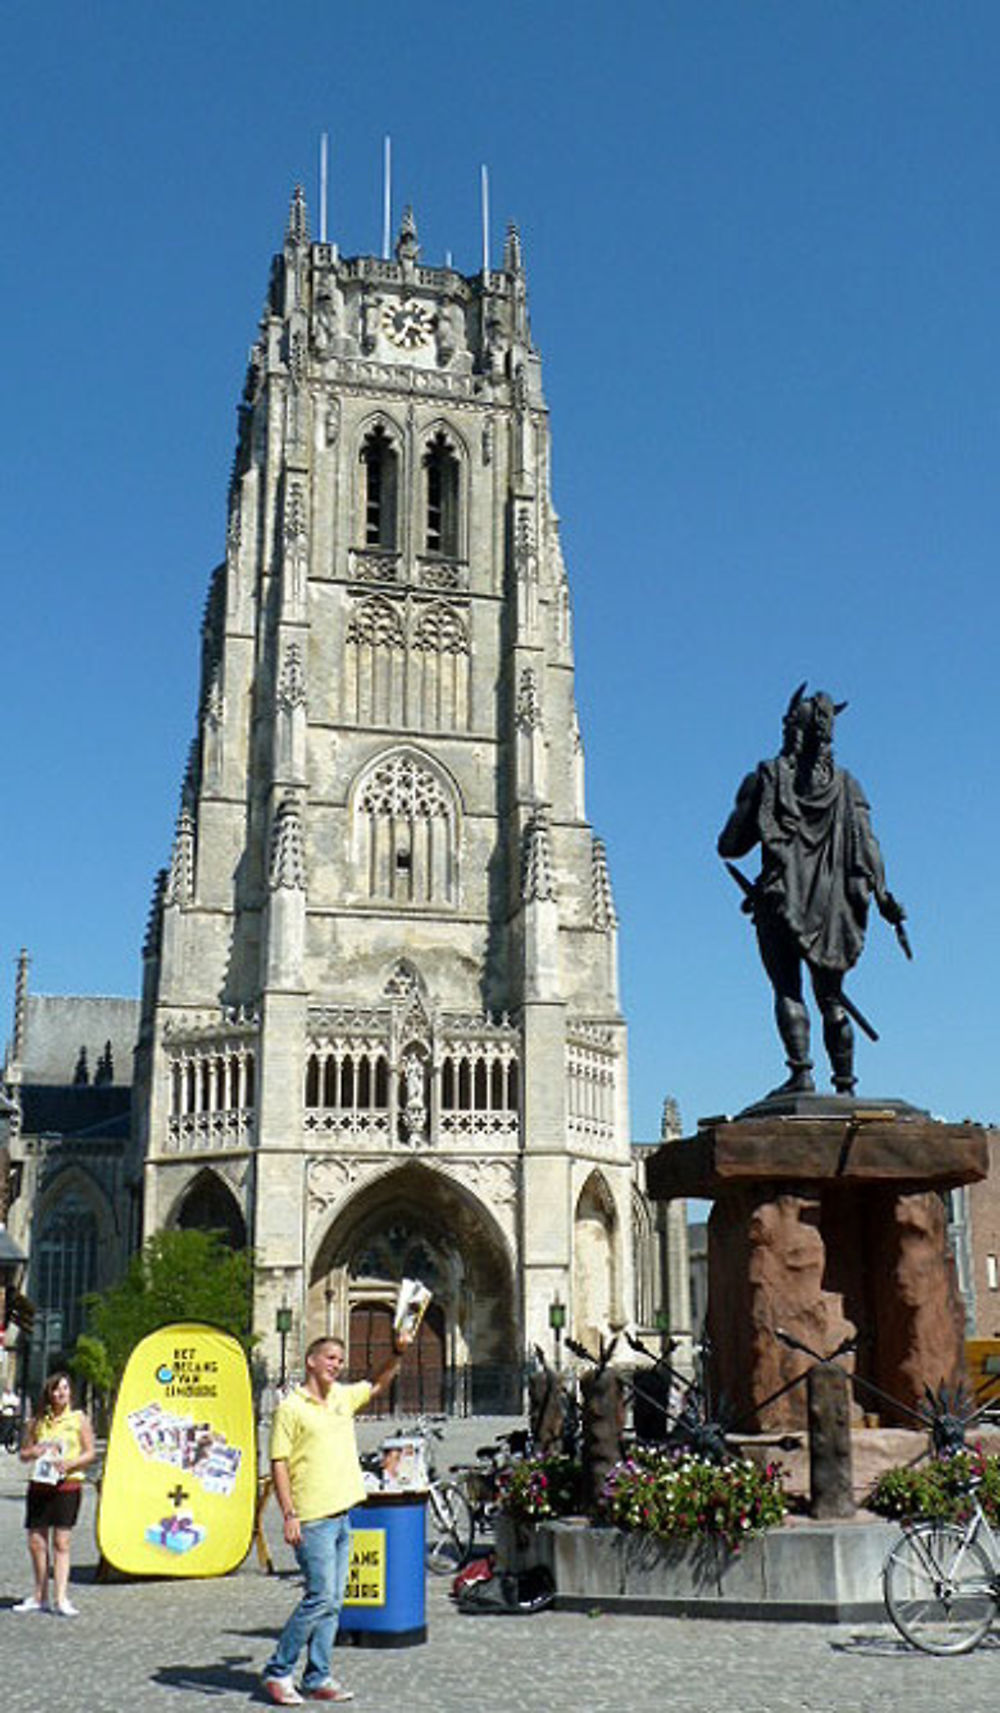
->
[70, 1332, 115, 1395]
[72, 1229, 256, 1395]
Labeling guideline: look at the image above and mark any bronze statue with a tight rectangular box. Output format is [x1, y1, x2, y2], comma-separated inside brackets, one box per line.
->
[718, 686, 909, 1095]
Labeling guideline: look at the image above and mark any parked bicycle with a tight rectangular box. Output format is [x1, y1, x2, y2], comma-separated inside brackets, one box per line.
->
[449, 1428, 532, 1545]
[883, 1467, 1000, 1655]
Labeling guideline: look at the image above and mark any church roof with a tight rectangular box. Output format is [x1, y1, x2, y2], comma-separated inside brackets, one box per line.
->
[17, 1083, 132, 1141]
[14, 995, 140, 1087]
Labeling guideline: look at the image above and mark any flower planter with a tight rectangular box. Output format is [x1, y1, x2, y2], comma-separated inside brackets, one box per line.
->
[494, 1515, 895, 1622]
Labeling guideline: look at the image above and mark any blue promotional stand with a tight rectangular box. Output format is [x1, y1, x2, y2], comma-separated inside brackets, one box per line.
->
[338, 1491, 427, 1647]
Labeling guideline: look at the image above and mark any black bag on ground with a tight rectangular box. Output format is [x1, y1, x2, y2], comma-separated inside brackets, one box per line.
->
[456, 1564, 555, 1615]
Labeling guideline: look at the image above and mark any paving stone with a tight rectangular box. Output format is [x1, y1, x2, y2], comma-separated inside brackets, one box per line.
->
[2, 1445, 999, 1713]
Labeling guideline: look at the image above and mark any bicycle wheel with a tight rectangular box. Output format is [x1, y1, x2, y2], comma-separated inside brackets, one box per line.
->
[883, 1521, 998, 1654]
[425, 1480, 473, 1575]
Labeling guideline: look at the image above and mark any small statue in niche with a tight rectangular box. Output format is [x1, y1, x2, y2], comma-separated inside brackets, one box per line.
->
[718, 685, 910, 1096]
[480, 305, 504, 377]
[435, 296, 465, 368]
[312, 275, 341, 356]
[360, 287, 378, 355]
[400, 1051, 427, 1143]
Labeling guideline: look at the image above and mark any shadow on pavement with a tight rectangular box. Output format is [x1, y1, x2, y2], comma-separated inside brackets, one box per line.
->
[152, 1654, 260, 1697]
[831, 1630, 1000, 1656]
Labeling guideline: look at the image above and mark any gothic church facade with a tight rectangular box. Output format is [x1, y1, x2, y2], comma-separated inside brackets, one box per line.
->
[134, 190, 634, 1388]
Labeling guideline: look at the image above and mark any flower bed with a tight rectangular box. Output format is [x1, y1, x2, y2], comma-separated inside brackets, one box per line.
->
[867, 1449, 1000, 1523]
[601, 1450, 787, 1552]
[496, 1453, 581, 1524]
[497, 1449, 787, 1552]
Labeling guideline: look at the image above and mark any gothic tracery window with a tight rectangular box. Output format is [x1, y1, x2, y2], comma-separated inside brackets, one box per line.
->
[33, 1187, 100, 1349]
[355, 751, 458, 905]
[410, 602, 470, 731]
[345, 596, 405, 726]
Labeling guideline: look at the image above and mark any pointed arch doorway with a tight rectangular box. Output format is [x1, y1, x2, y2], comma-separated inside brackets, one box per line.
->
[171, 1168, 247, 1249]
[309, 1162, 518, 1414]
[348, 1299, 447, 1414]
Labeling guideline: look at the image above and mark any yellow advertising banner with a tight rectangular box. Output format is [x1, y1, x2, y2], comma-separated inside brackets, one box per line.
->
[344, 1528, 387, 1606]
[97, 1322, 256, 1577]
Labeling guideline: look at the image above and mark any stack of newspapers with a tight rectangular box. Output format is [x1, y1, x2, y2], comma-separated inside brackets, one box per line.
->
[393, 1276, 432, 1340]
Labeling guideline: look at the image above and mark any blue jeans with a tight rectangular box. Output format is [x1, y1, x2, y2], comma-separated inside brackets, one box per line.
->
[265, 1513, 352, 1688]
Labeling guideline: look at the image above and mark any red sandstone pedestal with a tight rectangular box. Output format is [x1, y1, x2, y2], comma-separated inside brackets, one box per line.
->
[646, 1104, 990, 1430]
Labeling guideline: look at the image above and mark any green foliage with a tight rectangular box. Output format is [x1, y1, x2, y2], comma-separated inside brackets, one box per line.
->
[72, 1229, 255, 1392]
[600, 1450, 788, 1553]
[868, 1451, 1000, 1524]
[496, 1454, 583, 1523]
[70, 1332, 115, 1395]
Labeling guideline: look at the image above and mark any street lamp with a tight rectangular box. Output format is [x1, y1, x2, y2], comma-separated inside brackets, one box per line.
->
[275, 1305, 293, 1388]
[548, 1295, 566, 1372]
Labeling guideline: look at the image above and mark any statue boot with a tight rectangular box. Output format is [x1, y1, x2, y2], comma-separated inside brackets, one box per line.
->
[775, 997, 815, 1094]
[822, 1006, 855, 1095]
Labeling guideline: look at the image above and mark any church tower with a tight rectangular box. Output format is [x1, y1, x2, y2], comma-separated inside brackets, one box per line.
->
[135, 188, 632, 1391]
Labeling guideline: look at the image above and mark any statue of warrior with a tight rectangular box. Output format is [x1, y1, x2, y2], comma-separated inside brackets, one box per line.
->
[718, 685, 909, 1095]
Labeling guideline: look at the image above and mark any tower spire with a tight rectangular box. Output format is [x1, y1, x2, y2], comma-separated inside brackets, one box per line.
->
[287, 184, 309, 247]
[503, 221, 523, 276]
[12, 948, 29, 1065]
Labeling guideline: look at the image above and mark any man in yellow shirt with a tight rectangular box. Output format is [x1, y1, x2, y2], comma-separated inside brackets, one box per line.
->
[263, 1332, 411, 1705]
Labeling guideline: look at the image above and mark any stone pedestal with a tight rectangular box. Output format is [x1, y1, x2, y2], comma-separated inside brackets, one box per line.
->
[646, 1103, 989, 1430]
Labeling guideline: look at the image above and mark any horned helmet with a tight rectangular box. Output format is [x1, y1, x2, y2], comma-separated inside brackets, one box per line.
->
[810, 690, 848, 746]
[782, 683, 848, 753]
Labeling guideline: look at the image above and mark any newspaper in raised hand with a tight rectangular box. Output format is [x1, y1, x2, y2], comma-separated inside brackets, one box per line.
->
[393, 1276, 432, 1340]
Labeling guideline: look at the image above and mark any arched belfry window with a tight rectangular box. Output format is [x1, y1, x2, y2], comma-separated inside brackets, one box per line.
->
[423, 430, 460, 557]
[361, 423, 399, 549]
[354, 749, 459, 906]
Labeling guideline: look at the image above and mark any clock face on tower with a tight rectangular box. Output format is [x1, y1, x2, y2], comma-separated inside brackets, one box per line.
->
[381, 298, 434, 350]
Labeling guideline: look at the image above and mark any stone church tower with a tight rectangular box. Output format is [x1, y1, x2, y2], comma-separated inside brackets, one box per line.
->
[135, 189, 632, 1394]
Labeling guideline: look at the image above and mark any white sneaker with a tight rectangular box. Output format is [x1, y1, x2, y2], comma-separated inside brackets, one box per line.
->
[54, 1598, 79, 1617]
[263, 1679, 304, 1707]
[12, 1596, 48, 1614]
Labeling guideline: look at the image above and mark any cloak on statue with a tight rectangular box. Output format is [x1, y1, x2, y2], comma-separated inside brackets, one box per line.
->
[746, 754, 888, 974]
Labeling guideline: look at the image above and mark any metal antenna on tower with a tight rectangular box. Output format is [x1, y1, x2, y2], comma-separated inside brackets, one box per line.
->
[319, 132, 329, 244]
[382, 136, 392, 260]
[481, 164, 490, 277]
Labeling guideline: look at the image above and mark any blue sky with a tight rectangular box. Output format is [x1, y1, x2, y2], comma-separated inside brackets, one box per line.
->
[2, 1, 998, 1141]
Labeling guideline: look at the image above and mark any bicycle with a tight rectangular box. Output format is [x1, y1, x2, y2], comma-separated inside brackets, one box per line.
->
[449, 1428, 532, 1545]
[883, 1472, 1000, 1654]
[425, 1474, 474, 1575]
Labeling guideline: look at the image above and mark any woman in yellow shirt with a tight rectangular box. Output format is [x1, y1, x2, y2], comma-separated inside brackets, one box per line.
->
[17, 1371, 95, 1616]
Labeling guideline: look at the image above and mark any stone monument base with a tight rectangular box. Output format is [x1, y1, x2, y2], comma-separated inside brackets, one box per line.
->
[646, 1101, 989, 1430]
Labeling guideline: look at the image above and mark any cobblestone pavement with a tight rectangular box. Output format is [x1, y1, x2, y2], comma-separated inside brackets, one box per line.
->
[2, 1433, 1000, 1713]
